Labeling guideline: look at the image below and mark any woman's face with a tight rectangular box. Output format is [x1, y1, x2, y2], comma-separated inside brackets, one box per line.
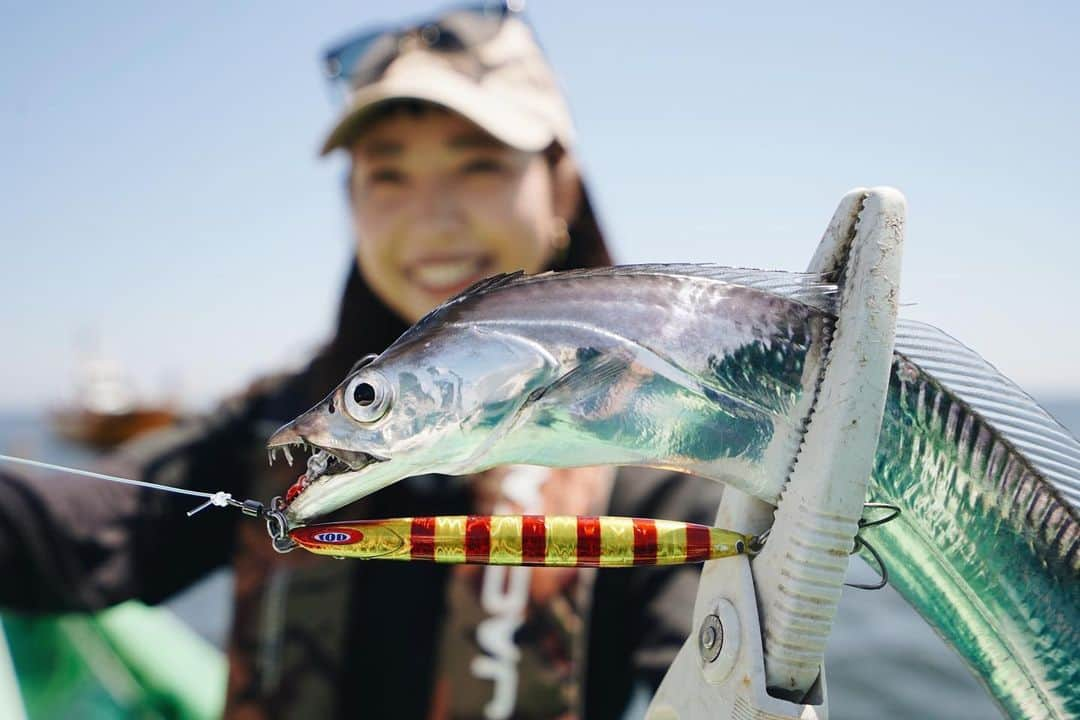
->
[349, 110, 571, 323]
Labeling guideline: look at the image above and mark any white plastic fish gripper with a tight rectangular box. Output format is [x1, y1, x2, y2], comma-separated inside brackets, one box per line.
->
[647, 187, 906, 720]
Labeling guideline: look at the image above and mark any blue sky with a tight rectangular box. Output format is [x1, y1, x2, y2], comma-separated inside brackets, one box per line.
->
[2, 1, 1078, 411]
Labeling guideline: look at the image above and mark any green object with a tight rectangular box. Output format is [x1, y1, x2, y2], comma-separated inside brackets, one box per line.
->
[866, 329, 1080, 720]
[2, 602, 225, 720]
[0, 623, 27, 720]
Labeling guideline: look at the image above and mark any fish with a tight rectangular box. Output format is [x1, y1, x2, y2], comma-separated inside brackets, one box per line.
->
[267, 264, 1079, 718]
[866, 320, 1079, 719]
[288, 514, 752, 566]
[268, 264, 839, 521]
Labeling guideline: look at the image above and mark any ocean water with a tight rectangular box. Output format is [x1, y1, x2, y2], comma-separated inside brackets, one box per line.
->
[3, 398, 1079, 719]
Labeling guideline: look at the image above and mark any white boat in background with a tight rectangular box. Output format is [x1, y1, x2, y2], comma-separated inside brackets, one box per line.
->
[49, 352, 176, 450]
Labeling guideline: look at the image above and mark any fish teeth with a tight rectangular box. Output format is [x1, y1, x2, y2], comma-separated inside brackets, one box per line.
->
[283, 445, 294, 467]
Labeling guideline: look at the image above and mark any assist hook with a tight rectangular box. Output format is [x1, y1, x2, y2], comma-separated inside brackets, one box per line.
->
[748, 502, 901, 590]
[845, 502, 901, 590]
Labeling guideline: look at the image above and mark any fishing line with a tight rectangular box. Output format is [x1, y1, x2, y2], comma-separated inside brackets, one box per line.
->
[0, 454, 265, 518]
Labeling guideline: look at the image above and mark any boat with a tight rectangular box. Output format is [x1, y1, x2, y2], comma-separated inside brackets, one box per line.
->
[49, 354, 176, 450]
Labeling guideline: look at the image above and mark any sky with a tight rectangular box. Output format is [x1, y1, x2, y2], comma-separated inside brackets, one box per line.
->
[1, 1, 1078, 412]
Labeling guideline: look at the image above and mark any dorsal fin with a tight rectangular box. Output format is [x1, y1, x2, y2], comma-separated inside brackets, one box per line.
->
[395, 265, 837, 349]
[519, 265, 837, 312]
[894, 319, 1080, 510]
[399, 271, 526, 344]
[598, 265, 838, 311]
[457, 270, 527, 298]
[447, 265, 835, 314]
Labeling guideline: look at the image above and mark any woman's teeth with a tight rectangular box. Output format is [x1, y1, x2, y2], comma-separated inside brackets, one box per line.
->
[410, 258, 486, 292]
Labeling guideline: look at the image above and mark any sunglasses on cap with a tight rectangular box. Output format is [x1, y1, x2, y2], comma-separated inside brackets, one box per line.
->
[323, 1, 525, 99]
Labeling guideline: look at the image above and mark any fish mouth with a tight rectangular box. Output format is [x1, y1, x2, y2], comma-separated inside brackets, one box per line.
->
[267, 439, 387, 508]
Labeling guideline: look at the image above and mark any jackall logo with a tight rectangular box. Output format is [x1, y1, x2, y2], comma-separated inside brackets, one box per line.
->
[470, 466, 547, 720]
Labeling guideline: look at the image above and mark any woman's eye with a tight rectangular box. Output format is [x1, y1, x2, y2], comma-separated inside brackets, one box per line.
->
[461, 158, 505, 175]
[368, 168, 407, 185]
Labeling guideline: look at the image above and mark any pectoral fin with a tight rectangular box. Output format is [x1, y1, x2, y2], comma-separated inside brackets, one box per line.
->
[523, 348, 634, 409]
[461, 349, 638, 468]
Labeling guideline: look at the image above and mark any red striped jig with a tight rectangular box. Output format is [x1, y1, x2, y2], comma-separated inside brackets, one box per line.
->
[289, 515, 754, 567]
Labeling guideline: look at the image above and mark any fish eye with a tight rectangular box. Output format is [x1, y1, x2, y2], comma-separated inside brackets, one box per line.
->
[353, 383, 375, 405]
[343, 373, 391, 423]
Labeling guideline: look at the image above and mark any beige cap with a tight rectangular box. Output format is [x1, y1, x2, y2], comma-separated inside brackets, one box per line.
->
[320, 16, 575, 155]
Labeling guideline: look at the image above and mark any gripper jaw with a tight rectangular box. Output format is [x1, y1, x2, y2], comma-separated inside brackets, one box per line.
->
[647, 187, 906, 720]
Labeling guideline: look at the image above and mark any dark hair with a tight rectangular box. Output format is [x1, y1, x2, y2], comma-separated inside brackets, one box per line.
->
[299, 102, 613, 399]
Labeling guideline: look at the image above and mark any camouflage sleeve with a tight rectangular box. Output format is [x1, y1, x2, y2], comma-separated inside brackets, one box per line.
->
[0, 384, 284, 613]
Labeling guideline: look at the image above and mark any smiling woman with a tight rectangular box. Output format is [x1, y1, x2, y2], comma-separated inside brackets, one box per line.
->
[347, 104, 581, 323]
[0, 5, 724, 720]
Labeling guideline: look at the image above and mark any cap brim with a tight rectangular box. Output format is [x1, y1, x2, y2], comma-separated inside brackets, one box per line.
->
[320, 64, 556, 156]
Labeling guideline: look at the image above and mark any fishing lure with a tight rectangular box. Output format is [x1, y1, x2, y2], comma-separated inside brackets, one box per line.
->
[0, 456, 752, 568]
[289, 515, 753, 566]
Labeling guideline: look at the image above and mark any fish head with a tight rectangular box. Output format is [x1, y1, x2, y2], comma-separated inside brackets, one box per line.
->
[268, 324, 558, 524]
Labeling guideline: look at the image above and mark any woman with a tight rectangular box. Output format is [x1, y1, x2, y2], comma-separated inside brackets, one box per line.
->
[0, 6, 722, 718]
